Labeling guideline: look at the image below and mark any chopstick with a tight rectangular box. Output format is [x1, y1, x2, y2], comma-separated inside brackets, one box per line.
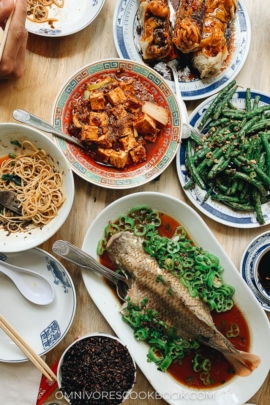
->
[0, 1, 15, 62]
[0, 313, 57, 382]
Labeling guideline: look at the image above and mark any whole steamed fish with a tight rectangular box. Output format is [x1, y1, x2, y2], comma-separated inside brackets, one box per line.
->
[107, 231, 260, 377]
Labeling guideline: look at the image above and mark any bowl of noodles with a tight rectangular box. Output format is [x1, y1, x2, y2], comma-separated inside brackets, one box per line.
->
[0, 123, 74, 252]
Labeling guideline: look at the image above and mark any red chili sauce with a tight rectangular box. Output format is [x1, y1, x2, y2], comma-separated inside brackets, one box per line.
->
[100, 212, 251, 389]
[0, 155, 9, 166]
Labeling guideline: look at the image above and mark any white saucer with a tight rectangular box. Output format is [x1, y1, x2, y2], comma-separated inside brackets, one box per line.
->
[240, 231, 270, 312]
[0, 248, 76, 362]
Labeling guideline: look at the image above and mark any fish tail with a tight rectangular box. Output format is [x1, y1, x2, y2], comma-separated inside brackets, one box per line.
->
[225, 350, 261, 376]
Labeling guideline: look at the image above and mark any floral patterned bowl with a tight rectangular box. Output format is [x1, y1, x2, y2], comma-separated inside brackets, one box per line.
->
[51, 58, 181, 189]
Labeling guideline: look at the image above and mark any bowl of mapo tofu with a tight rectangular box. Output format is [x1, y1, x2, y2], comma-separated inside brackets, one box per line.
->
[52, 58, 181, 189]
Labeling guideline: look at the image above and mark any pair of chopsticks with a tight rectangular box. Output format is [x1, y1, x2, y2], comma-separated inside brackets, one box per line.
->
[0, 313, 57, 382]
[0, 1, 15, 61]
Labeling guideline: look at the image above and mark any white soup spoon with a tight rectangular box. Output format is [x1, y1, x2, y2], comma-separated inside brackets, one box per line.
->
[0, 260, 54, 305]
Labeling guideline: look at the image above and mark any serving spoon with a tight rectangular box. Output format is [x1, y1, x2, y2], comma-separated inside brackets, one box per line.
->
[12, 109, 84, 148]
[52, 240, 131, 301]
[0, 260, 55, 305]
[167, 59, 203, 139]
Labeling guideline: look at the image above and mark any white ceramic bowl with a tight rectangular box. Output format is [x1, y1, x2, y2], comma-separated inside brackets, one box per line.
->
[0, 123, 74, 252]
[57, 332, 136, 404]
[81, 192, 270, 405]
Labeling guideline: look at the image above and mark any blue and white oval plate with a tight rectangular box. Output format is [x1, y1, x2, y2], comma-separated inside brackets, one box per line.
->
[113, 0, 251, 101]
[0, 248, 76, 362]
[177, 89, 270, 228]
[240, 231, 270, 312]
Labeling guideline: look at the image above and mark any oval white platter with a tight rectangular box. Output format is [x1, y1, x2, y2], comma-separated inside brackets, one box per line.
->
[81, 192, 270, 405]
[26, 0, 105, 37]
[0, 248, 76, 362]
[113, 0, 251, 101]
[177, 89, 270, 228]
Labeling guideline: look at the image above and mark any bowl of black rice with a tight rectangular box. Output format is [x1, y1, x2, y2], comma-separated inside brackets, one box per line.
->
[57, 332, 136, 405]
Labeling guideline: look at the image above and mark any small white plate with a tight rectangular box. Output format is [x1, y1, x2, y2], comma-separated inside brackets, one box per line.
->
[113, 0, 251, 101]
[26, 0, 105, 37]
[0, 248, 76, 362]
[177, 89, 270, 228]
[81, 192, 270, 405]
[240, 231, 270, 312]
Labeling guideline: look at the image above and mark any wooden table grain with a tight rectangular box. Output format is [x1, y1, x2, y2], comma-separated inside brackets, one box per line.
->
[0, 1, 270, 404]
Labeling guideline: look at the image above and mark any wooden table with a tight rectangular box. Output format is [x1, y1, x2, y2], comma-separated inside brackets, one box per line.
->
[0, 1, 269, 404]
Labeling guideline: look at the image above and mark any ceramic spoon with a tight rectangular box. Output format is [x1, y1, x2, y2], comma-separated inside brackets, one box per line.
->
[0, 261, 54, 305]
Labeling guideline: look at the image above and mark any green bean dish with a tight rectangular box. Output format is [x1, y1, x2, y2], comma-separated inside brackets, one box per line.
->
[183, 81, 270, 225]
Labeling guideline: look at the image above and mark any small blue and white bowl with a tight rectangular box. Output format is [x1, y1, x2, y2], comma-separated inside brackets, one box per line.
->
[253, 246, 270, 302]
[240, 230, 270, 311]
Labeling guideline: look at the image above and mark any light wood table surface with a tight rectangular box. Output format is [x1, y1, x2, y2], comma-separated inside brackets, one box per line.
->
[0, 1, 270, 404]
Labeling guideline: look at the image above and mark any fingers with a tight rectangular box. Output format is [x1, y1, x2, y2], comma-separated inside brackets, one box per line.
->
[0, 0, 15, 28]
[0, 0, 28, 79]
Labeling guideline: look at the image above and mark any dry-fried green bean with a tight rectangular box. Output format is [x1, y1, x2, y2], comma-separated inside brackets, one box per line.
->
[237, 156, 270, 186]
[252, 189, 265, 224]
[237, 116, 259, 138]
[190, 131, 203, 146]
[198, 80, 237, 130]
[245, 88, 251, 112]
[252, 95, 260, 110]
[208, 157, 229, 179]
[211, 194, 247, 204]
[213, 85, 238, 120]
[246, 105, 270, 118]
[184, 86, 270, 224]
[222, 109, 246, 119]
[211, 195, 254, 211]
[186, 140, 206, 190]
[246, 119, 270, 134]
[224, 170, 267, 196]
[260, 132, 270, 177]
[208, 117, 230, 129]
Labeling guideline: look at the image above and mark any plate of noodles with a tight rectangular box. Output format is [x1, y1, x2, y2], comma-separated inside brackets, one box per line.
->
[113, 0, 251, 101]
[0, 123, 74, 253]
[26, 0, 105, 37]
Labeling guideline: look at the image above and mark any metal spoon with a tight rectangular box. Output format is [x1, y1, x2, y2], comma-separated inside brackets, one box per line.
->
[167, 59, 203, 139]
[12, 109, 84, 148]
[0, 261, 54, 305]
[52, 240, 131, 301]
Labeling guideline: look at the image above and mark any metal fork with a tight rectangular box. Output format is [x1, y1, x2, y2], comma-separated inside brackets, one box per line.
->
[0, 191, 22, 215]
[167, 59, 203, 140]
[52, 240, 131, 301]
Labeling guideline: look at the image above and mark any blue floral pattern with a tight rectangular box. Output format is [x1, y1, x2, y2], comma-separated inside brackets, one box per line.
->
[40, 320, 61, 349]
[46, 257, 72, 293]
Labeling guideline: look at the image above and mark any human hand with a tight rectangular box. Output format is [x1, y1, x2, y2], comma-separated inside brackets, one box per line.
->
[0, 0, 28, 79]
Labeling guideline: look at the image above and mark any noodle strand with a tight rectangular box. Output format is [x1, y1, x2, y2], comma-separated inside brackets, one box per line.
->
[0, 141, 65, 233]
[26, 0, 64, 24]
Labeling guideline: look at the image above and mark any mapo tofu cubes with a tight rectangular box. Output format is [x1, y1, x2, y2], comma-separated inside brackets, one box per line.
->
[72, 75, 167, 169]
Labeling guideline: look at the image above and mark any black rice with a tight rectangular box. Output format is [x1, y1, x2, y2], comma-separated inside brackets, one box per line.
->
[60, 336, 136, 405]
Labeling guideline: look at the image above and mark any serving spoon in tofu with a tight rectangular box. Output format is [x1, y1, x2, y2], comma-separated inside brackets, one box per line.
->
[13, 109, 84, 148]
